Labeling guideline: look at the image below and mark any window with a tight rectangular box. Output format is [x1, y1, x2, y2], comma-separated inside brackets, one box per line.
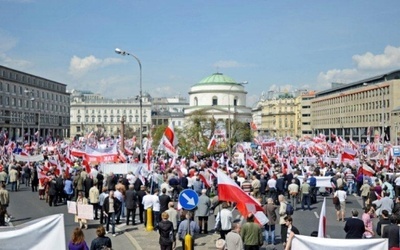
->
[212, 96, 218, 106]
[194, 97, 198, 106]
[233, 98, 238, 106]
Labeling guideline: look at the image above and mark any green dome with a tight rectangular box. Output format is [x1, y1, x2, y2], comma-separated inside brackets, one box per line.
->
[195, 72, 237, 86]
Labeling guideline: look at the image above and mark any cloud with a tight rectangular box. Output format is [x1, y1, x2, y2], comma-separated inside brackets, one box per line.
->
[0, 30, 33, 69]
[352, 45, 400, 70]
[317, 68, 361, 87]
[68, 55, 124, 78]
[0, 53, 32, 69]
[212, 60, 253, 69]
[317, 45, 400, 87]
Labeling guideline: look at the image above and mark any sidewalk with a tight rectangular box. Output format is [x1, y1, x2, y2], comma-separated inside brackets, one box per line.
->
[115, 220, 221, 250]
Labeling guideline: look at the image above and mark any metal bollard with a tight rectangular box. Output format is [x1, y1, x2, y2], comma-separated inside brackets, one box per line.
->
[146, 208, 154, 231]
[184, 233, 193, 250]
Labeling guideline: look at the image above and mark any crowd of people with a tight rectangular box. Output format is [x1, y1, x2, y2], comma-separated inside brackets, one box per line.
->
[1, 135, 400, 250]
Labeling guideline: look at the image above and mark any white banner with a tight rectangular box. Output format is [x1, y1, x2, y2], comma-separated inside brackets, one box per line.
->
[14, 154, 44, 162]
[292, 235, 387, 250]
[77, 204, 94, 220]
[0, 214, 65, 250]
[67, 201, 77, 214]
[99, 162, 147, 175]
[297, 176, 333, 188]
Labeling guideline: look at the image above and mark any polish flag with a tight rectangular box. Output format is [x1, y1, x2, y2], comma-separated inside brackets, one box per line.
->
[341, 148, 357, 162]
[261, 149, 269, 163]
[246, 155, 258, 169]
[217, 169, 268, 225]
[82, 155, 91, 174]
[146, 147, 153, 171]
[361, 164, 375, 177]
[207, 135, 217, 151]
[118, 150, 127, 163]
[163, 122, 178, 147]
[317, 197, 327, 238]
[198, 171, 211, 188]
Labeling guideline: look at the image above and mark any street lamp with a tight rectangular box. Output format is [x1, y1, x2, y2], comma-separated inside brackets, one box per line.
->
[228, 81, 248, 157]
[24, 89, 35, 144]
[115, 48, 143, 162]
[363, 83, 385, 143]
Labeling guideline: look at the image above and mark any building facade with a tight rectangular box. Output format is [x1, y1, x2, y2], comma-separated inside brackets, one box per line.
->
[151, 96, 188, 129]
[69, 90, 151, 138]
[312, 69, 400, 144]
[299, 91, 315, 137]
[0, 65, 70, 141]
[184, 72, 252, 124]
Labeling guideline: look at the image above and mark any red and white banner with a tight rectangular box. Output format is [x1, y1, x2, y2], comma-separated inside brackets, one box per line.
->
[317, 198, 326, 238]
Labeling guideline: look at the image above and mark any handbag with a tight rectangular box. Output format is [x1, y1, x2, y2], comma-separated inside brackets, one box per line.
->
[333, 192, 339, 205]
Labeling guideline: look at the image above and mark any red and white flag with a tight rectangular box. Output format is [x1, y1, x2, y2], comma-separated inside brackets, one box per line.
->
[163, 122, 178, 147]
[317, 197, 327, 238]
[246, 155, 258, 169]
[341, 148, 357, 162]
[198, 171, 211, 188]
[217, 169, 268, 225]
[207, 135, 217, 151]
[361, 163, 375, 176]
[160, 123, 178, 157]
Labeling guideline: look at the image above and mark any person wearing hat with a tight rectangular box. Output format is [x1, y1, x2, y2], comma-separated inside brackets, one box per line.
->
[215, 238, 226, 250]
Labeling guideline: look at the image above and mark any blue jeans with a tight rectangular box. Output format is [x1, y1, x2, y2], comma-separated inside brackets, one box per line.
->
[347, 182, 354, 195]
[264, 224, 275, 244]
[11, 182, 17, 191]
[154, 211, 160, 229]
[301, 194, 311, 210]
[106, 212, 116, 234]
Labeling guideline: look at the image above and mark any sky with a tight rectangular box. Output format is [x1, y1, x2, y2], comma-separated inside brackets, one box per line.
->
[1, 0, 400, 107]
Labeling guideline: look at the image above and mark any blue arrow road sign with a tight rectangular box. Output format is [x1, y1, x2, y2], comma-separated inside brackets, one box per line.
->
[178, 189, 199, 210]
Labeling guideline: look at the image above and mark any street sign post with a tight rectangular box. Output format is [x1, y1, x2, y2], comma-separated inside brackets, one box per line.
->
[178, 189, 199, 210]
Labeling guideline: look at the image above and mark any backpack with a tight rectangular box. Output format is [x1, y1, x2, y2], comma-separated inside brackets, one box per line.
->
[286, 202, 294, 215]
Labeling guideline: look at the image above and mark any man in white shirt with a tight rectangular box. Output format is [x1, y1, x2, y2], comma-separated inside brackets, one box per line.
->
[215, 202, 233, 239]
[151, 189, 161, 230]
[142, 189, 153, 227]
[126, 171, 135, 186]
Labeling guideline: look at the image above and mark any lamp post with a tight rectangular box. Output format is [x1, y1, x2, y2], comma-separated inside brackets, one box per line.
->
[227, 81, 248, 157]
[363, 83, 385, 143]
[24, 89, 35, 144]
[115, 48, 143, 162]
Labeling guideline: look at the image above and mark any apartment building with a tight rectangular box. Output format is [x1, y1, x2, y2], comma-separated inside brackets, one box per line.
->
[312, 69, 400, 144]
[0, 65, 70, 141]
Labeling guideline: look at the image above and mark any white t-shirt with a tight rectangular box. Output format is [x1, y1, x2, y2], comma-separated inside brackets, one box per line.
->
[394, 176, 400, 186]
[335, 190, 347, 202]
[267, 178, 277, 189]
[151, 194, 160, 212]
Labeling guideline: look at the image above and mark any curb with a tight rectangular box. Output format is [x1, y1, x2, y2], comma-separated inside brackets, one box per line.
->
[115, 223, 143, 250]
